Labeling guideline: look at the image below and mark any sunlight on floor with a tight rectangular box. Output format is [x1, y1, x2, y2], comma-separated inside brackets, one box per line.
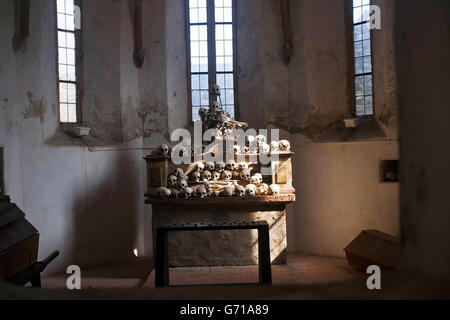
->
[41, 254, 364, 290]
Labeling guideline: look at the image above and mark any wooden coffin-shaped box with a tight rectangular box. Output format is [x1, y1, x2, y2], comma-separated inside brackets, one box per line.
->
[344, 230, 399, 271]
[0, 198, 39, 279]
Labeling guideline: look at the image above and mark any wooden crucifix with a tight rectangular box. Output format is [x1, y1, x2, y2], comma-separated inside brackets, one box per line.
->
[280, 0, 293, 65]
[133, 0, 145, 68]
[12, 0, 30, 54]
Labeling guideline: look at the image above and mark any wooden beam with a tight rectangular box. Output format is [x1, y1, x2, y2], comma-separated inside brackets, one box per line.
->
[12, 0, 30, 54]
[133, 0, 145, 68]
[280, 0, 293, 65]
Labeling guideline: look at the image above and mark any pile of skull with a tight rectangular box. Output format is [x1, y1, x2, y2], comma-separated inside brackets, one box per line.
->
[156, 160, 281, 199]
[153, 137, 290, 159]
[233, 135, 291, 155]
[153, 136, 291, 199]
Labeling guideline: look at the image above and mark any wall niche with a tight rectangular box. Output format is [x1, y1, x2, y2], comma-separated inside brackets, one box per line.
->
[380, 160, 399, 182]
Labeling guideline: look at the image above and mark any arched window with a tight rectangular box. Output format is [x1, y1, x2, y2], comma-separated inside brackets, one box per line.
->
[352, 0, 373, 116]
[56, 0, 82, 123]
[187, 0, 237, 121]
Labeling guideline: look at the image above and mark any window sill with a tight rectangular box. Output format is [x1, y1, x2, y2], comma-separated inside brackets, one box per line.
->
[45, 126, 120, 148]
[313, 117, 388, 143]
[45, 126, 151, 150]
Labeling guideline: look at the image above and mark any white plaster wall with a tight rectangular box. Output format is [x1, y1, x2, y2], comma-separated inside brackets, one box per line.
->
[288, 139, 399, 257]
[236, 0, 400, 257]
[0, 0, 403, 270]
[395, 0, 450, 277]
[139, 0, 169, 141]
[166, 0, 189, 134]
[0, 0, 147, 274]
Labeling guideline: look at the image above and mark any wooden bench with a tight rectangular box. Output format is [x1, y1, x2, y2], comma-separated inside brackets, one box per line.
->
[155, 220, 272, 287]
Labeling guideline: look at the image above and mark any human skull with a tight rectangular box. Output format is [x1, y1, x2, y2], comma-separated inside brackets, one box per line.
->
[198, 107, 208, 121]
[196, 186, 208, 198]
[212, 171, 220, 181]
[226, 160, 237, 171]
[259, 143, 270, 154]
[222, 185, 234, 197]
[243, 146, 250, 154]
[182, 187, 194, 198]
[249, 175, 260, 186]
[254, 173, 263, 181]
[238, 162, 249, 171]
[178, 179, 188, 190]
[156, 144, 169, 157]
[235, 185, 245, 197]
[256, 183, 269, 195]
[245, 184, 257, 196]
[211, 84, 221, 96]
[178, 178, 188, 190]
[270, 141, 279, 152]
[246, 135, 256, 146]
[189, 172, 201, 182]
[232, 171, 240, 180]
[194, 162, 205, 173]
[269, 184, 281, 196]
[157, 187, 171, 199]
[233, 145, 241, 154]
[215, 161, 226, 172]
[173, 168, 184, 177]
[202, 170, 212, 181]
[221, 170, 232, 181]
[168, 175, 178, 187]
[240, 169, 251, 181]
[256, 134, 267, 146]
[209, 101, 222, 113]
[203, 182, 214, 197]
[169, 188, 180, 199]
[205, 162, 215, 172]
[279, 140, 291, 151]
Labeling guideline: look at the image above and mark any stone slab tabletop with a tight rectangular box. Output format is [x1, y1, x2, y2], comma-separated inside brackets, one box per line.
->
[146, 194, 296, 206]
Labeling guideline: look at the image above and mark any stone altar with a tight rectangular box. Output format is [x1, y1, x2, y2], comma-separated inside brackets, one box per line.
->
[147, 194, 295, 267]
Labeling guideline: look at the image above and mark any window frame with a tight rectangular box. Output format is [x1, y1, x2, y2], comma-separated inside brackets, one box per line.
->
[54, 0, 84, 125]
[185, 0, 239, 123]
[348, 0, 375, 118]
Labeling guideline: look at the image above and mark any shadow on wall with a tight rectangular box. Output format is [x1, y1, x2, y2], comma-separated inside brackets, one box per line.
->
[71, 150, 141, 269]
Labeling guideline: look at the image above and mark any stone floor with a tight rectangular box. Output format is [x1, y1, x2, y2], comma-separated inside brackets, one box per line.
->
[41, 254, 364, 289]
[5, 254, 449, 299]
